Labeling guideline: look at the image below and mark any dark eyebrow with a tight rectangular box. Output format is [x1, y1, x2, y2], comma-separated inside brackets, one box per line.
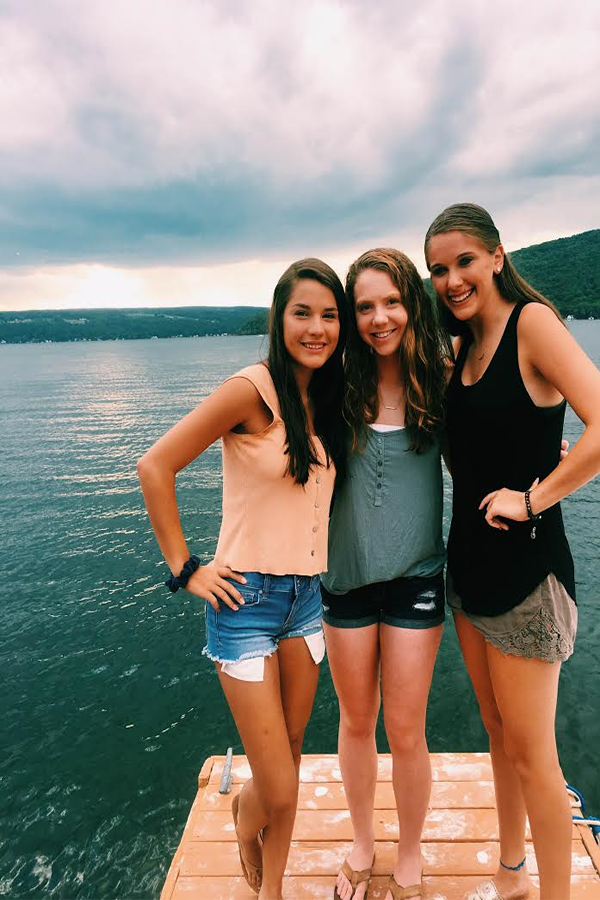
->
[290, 302, 338, 311]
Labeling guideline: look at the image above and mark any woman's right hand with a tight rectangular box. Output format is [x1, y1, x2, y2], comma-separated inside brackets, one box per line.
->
[185, 564, 247, 612]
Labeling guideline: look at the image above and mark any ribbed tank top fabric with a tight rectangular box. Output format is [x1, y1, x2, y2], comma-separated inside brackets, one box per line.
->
[213, 364, 335, 576]
[446, 302, 575, 616]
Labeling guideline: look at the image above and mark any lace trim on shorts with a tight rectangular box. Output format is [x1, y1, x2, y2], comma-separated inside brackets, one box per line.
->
[448, 572, 577, 663]
[482, 604, 574, 662]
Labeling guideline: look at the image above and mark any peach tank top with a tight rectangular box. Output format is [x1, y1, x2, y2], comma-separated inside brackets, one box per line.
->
[213, 364, 335, 576]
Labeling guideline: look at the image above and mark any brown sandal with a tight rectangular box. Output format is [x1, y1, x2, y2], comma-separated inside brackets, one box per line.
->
[231, 792, 263, 894]
[386, 873, 422, 900]
[333, 856, 375, 899]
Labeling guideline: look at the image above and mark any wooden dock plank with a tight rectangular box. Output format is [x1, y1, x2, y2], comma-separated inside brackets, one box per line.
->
[199, 780, 498, 810]
[206, 753, 494, 785]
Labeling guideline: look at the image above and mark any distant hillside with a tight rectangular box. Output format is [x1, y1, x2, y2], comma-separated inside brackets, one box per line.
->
[0, 306, 269, 344]
[424, 228, 600, 318]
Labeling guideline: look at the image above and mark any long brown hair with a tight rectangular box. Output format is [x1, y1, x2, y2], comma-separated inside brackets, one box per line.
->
[267, 258, 348, 485]
[344, 248, 451, 453]
[424, 202, 563, 336]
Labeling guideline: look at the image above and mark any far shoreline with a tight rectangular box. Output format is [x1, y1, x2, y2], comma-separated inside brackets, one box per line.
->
[2, 320, 598, 348]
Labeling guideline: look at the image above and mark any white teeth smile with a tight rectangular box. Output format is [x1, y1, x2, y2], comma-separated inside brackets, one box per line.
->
[449, 288, 474, 304]
[302, 343, 325, 350]
[372, 329, 395, 338]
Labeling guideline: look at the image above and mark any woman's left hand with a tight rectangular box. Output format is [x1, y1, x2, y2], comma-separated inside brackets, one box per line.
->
[479, 479, 538, 529]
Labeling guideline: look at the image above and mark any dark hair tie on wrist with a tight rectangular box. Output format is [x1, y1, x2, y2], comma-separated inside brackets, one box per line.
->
[165, 555, 201, 593]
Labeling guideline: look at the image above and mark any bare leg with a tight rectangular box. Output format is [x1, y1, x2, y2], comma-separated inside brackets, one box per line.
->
[277, 634, 321, 772]
[380, 623, 442, 897]
[325, 622, 380, 900]
[218, 639, 320, 900]
[230, 635, 321, 854]
[453, 612, 531, 900]
[487, 645, 571, 900]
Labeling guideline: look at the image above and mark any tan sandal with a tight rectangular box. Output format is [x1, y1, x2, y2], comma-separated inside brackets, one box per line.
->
[333, 856, 375, 899]
[231, 792, 262, 894]
[386, 873, 423, 899]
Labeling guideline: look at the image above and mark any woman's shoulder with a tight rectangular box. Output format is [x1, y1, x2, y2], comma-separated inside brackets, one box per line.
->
[516, 302, 568, 353]
[227, 361, 271, 384]
[224, 362, 280, 418]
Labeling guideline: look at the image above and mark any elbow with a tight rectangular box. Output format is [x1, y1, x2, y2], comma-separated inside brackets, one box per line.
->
[137, 452, 175, 486]
[137, 452, 154, 484]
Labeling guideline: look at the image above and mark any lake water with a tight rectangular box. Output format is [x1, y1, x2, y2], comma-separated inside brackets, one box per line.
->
[1, 326, 599, 899]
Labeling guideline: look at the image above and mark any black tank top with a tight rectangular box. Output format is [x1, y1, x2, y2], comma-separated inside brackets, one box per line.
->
[446, 301, 575, 615]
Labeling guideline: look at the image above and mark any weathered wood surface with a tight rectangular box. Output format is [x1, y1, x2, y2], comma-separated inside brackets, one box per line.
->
[161, 753, 600, 900]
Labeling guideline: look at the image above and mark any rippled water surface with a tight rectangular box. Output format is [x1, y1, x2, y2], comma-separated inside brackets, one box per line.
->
[1, 328, 599, 899]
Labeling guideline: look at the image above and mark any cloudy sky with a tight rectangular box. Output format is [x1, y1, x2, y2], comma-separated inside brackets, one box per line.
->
[1, 0, 599, 310]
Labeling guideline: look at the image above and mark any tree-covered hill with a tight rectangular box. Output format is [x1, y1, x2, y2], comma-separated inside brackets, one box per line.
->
[424, 228, 600, 318]
[0, 306, 269, 344]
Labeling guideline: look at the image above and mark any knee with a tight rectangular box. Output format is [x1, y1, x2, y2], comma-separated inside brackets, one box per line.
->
[502, 731, 558, 779]
[262, 771, 298, 820]
[385, 717, 424, 757]
[340, 705, 379, 741]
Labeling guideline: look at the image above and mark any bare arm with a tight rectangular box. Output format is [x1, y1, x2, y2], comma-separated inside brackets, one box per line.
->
[480, 305, 600, 528]
[137, 377, 266, 607]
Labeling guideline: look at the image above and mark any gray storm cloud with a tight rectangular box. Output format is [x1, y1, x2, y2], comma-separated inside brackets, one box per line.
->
[1, 0, 599, 268]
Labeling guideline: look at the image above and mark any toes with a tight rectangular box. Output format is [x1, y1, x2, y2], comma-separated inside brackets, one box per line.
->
[337, 876, 351, 900]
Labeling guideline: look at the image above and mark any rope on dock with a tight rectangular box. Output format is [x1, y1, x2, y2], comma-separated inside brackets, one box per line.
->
[568, 783, 600, 843]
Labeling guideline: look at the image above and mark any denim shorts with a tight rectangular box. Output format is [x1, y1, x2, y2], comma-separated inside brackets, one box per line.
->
[203, 572, 324, 665]
[321, 571, 445, 629]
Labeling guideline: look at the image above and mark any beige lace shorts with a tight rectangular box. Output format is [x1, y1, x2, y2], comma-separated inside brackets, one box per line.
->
[447, 572, 578, 663]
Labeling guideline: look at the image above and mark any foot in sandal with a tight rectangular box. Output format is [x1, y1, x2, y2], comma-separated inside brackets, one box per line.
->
[231, 792, 263, 894]
[464, 859, 531, 900]
[334, 846, 375, 900]
[384, 846, 423, 900]
[386, 874, 423, 900]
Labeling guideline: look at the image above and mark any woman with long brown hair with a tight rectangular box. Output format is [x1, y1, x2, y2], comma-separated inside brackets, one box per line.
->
[425, 203, 600, 900]
[322, 248, 452, 900]
[138, 258, 347, 900]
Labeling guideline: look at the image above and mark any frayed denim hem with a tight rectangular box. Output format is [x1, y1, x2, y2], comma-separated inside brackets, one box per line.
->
[202, 644, 278, 666]
[282, 623, 323, 641]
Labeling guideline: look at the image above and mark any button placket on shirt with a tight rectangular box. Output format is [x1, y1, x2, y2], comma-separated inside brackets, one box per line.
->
[374, 438, 384, 507]
[310, 473, 322, 557]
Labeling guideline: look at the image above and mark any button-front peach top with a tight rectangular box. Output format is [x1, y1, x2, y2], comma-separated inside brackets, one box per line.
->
[213, 364, 335, 576]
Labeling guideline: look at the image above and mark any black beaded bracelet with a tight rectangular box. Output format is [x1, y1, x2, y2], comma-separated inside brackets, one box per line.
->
[165, 555, 201, 593]
[524, 489, 542, 522]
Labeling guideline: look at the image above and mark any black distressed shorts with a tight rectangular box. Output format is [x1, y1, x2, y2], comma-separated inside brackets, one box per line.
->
[321, 571, 445, 630]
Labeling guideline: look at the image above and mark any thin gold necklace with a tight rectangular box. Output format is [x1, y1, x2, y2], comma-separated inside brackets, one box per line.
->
[380, 393, 402, 410]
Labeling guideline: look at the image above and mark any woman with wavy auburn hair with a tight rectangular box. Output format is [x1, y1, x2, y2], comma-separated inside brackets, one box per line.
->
[322, 248, 452, 900]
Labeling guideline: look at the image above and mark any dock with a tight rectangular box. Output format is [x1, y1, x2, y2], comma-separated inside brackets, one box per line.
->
[161, 752, 600, 899]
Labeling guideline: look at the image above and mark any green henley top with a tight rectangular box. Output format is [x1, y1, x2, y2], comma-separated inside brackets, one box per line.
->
[321, 426, 446, 594]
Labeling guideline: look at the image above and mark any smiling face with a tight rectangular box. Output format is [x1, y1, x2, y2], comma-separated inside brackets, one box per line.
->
[353, 268, 408, 357]
[427, 230, 504, 322]
[282, 278, 340, 373]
